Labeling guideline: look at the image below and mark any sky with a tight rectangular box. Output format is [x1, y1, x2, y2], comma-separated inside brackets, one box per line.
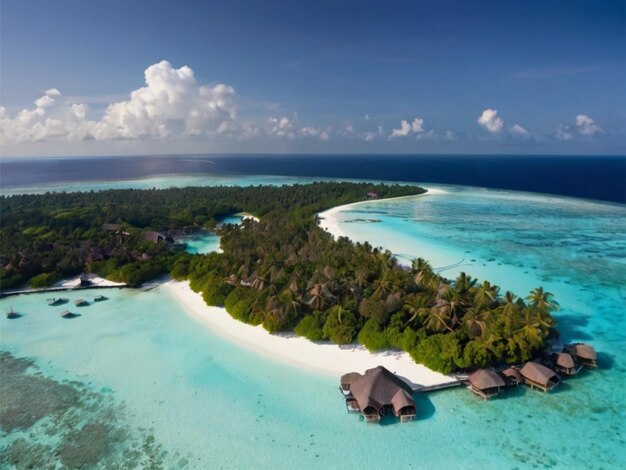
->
[1, 0, 625, 156]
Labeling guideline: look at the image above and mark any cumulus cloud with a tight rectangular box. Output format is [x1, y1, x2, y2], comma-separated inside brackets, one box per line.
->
[477, 108, 504, 133]
[509, 124, 530, 137]
[390, 117, 425, 138]
[555, 114, 604, 140]
[575, 114, 603, 136]
[0, 60, 236, 143]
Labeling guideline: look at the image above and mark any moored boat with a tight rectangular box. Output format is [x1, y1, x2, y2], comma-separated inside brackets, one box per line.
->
[5, 307, 20, 319]
[47, 297, 69, 306]
[93, 295, 108, 302]
[74, 298, 89, 307]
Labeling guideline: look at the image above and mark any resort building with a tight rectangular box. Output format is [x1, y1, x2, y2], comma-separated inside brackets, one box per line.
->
[500, 367, 523, 387]
[564, 343, 597, 368]
[551, 352, 582, 376]
[340, 366, 416, 423]
[519, 362, 560, 392]
[466, 369, 505, 399]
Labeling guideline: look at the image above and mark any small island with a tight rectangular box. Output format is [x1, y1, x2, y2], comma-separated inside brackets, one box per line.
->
[1, 182, 579, 378]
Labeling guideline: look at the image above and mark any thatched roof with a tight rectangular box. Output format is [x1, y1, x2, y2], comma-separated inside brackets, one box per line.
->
[501, 367, 523, 382]
[519, 362, 557, 386]
[390, 389, 415, 412]
[553, 352, 576, 369]
[566, 343, 596, 361]
[340, 372, 362, 388]
[468, 369, 505, 390]
[349, 366, 414, 412]
[144, 231, 165, 243]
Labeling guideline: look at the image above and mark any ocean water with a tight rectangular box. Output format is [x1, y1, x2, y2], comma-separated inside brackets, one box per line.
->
[2, 182, 625, 468]
[1, 154, 625, 203]
[180, 215, 246, 254]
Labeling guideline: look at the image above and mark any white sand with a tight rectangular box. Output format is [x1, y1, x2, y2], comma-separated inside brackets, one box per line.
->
[318, 187, 446, 239]
[163, 280, 458, 390]
[55, 274, 126, 288]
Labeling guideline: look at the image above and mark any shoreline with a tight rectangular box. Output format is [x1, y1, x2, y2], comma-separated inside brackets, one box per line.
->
[162, 280, 458, 391]
[1, 274, 126, 299]
[318, 186, 447, 240]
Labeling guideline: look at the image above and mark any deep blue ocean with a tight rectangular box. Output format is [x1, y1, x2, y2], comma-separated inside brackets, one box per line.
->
[1, 154, 625, 203]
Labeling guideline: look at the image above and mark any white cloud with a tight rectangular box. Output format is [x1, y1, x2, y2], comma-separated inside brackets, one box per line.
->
[268, 116, 296, 139]
[509, 124, 530, 137]
[477, 108, 504, 133]
[575, 114, 603, 136]
[0, 60, 237, 143]
[390, 117, 425, 138]
[555, 114, 604, 140]
[299, 126, 330, 140]
[555, 124, 573, 140]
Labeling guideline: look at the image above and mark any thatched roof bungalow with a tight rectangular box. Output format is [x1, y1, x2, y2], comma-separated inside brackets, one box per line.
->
[467, 369, 505, 399]
[144, 231, 166, 243]
[340, 366, 416, 423]
[500, 367, 523, 387]
[564, 343, 597, 368]
[519, 362, 560, 392]
[551, 352, 582, 376]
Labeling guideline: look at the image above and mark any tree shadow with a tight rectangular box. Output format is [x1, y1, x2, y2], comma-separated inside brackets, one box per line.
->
[554, 314, 593, 341]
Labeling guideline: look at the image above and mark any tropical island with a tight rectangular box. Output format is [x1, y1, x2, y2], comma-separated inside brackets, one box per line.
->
[1, 182, 559, 374]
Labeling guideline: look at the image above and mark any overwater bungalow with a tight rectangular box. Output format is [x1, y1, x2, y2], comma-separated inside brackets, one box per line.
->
[467, 369, 505, 400]
[74, 299, 89, 307]
[93, 295, 108, 302]
[519, 362, 560, 392]
[339, 366, 416, 423]
[500, 367, 523, 387]
[47, 297, 68, 306]
[551, 352, 583, 376]
[564, 343, 597, 368]
[5, 307, 20, 319]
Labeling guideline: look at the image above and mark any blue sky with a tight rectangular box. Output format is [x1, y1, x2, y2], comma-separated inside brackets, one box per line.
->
[1, 0, 624, 156]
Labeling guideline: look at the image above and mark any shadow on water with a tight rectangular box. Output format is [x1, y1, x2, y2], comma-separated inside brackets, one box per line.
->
[596, 352, 614, 370]
[413, 392, 436, 420]
[554, 314, 593, 341]
[5, 313, 24, 319]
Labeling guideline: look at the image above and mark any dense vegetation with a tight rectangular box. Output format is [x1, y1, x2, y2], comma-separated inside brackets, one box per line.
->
[0, 182, 422, 289]
[1, 182, 558, 373]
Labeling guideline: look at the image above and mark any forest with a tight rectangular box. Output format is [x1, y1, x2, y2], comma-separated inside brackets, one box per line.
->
[1, 182, 558, 373]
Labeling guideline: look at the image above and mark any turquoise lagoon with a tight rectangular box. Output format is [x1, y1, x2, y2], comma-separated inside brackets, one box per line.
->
[181, 215, 246, 254]
[1, 181, 626, 468]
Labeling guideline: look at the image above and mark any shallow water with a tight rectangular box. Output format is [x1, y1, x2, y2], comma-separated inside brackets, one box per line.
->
[1, 183, 626, 468]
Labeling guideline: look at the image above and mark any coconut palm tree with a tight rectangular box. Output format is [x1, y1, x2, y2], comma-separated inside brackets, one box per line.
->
[403, 293, 432, 326]
[527, 287, 559, 315]
[462, 305, 491, 338]
[474, 280, 500, 309]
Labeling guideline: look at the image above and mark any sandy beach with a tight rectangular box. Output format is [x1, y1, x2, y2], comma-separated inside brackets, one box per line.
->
[318, 187, 447, 239]
[163, 280, 457, 390]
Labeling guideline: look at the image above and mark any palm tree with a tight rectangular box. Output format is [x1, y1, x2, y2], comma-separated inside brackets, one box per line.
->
[462, 305, 491, 338]
[527, 287, 559, 315]
[516, 307, 546, 348]
[474, 280, 500, 309]
[436, 287, 463, 329]
[403, 293, 432, 326]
